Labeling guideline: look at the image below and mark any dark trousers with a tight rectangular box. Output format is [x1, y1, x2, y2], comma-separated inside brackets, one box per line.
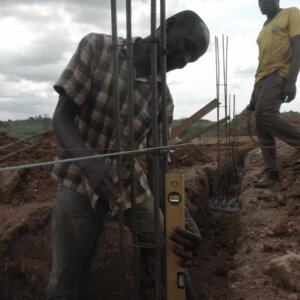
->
[47, 186, 195, 300]
[252, 71, 300, 175]
[47, 185, 165, 299]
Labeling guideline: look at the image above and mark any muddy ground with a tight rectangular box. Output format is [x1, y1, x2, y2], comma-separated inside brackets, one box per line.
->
[0, 131, 300, 299]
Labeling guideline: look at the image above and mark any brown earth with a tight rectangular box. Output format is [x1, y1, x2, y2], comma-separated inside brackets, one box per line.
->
[0, 130, 300, 299]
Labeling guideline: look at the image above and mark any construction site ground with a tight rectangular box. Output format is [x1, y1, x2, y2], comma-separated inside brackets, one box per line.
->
[0, 130, 300, 300]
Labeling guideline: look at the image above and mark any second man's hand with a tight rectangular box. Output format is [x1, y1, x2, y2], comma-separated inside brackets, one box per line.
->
[283, 80, 297, 103]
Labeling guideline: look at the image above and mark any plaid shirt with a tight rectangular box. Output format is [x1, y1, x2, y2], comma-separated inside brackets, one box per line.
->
[52, 33, 174, 215]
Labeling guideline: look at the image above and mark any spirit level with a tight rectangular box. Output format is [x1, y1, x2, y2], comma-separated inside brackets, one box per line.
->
[165, 173, 185, 300]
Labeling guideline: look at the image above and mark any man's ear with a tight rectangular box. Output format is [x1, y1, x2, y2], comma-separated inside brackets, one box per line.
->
[166, 17, 177, 29]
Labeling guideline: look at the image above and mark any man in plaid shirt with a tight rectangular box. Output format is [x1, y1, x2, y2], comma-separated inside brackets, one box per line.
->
[48, 10, 210, 300]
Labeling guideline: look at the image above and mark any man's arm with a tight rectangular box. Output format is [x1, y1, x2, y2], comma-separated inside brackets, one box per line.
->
[53, 95, 94, 165]
[283, 35, 300, 102]
[53, 95, 123, 207]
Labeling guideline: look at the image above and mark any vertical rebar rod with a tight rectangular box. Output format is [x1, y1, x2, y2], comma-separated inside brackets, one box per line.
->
[225, 36, 229, 197]
[222, 35, 229, 203]
[150, 1, 162, 299]
[111, 1, 125, 299]
[215, 36, 221, 204]
[159, 0, 167, 297]
[233, 94, 239, 184]
[125, 1, 139, 299]
[228, 94, 231, 181]
[160, 0, 168, 188]
[222, 35, 227, 171]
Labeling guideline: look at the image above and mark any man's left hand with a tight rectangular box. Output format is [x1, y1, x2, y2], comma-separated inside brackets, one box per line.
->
[283, 80, 297, 103]
[170, 217, 202, 268]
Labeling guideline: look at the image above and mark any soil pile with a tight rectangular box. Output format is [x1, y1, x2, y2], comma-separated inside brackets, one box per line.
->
[0, 132, 17, 146]
[2, 127, 299, 299]
[0, 131, 217, 299]
[228, 143, 300, 300]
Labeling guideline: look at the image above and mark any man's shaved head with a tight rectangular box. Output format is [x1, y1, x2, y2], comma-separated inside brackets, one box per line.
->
[163, 10, 210, 71]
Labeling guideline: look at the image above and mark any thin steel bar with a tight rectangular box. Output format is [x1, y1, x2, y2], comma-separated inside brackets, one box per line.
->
[222, 35, 229, 203]
[0, 142, 244, 173]
[160, 0, 168, 175]
[150, 1, 162, 299]
[222, 35, 227, 170]
[125, 1, 140, 299]
[215, 36, 222, 204]
[229, 94, 232, 181]
[111, 1, 125, 299]
[225, 36, 230, 196]
[160, 0, 169, 173]
[232, 94, 239, 184]
[159, 0, 168, 298]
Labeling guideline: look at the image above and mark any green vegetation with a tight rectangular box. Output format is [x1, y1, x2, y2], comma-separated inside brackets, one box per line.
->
[0, 116, 223, 140]
[0, 116, 52, 139]
[3, 110, 300, 140]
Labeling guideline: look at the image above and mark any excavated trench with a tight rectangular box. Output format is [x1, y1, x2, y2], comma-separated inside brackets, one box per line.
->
[0, 132, 257, 300]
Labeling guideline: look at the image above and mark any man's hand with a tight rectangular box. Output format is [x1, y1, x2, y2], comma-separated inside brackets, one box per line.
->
[170, 215, 202, 267]
[282, 80, 297, 103]
[246, 89, 256, 111]
[81, 159, 129, 210]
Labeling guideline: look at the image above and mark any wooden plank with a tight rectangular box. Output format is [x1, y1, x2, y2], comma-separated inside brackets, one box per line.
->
[165, 173, 185, 300]
[176, 116, 230, 145]
[171, 99, 219, 139]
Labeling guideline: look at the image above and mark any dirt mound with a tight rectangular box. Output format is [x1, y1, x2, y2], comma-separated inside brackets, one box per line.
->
[228, 144, 300, 300]
[7, 127, 299, 299]
[0, 132, 17, 147]
[0, 131, 217, 299]
[170, 144, 214, 168]
[0, 131, 59, 299]
[0, 131, 58, 205]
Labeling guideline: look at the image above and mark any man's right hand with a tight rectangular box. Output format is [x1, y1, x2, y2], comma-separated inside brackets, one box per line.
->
[53, 96, 129, 211]
[81, 159, 127, 210]
[246, 89, 256, 111]
[282, 80, 297, 103]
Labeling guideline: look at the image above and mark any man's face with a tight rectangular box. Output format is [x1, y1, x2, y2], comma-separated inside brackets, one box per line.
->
[165, 21, 210, 72]
[258, 0, 280, 15]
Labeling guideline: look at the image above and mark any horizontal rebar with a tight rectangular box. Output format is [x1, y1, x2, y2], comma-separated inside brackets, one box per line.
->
[1, 141, 299, 173]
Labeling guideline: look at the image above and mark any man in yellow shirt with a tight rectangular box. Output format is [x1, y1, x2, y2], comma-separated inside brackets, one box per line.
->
[247, 0, 300, 188]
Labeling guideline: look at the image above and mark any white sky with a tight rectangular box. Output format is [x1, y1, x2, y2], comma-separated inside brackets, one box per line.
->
[0, 0, 299, 121]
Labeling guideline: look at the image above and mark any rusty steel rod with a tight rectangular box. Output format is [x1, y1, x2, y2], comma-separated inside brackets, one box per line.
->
[111, 1, 125, 298]
[125, 1, 140, 299]
[215, 36, 221, 204]
[159, 0, 168, 296]
[150, 0, 162, 299]
[160, 0, 168, 191]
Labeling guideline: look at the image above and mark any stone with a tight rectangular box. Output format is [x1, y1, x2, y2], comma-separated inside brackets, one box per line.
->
[287, 200, 300, 217]
[287, 294, 299, 300]
[0, 171, 21, 203]
[267, 253, 300, 291]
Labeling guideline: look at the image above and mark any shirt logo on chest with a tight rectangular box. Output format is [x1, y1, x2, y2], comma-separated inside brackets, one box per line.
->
[272, 25, 280, 32]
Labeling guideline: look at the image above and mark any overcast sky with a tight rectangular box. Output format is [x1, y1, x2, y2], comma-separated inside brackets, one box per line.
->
[0, 0, 299, 121]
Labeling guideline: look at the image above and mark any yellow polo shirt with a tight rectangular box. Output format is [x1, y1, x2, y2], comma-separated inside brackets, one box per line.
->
[255, 7, 300, 83]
